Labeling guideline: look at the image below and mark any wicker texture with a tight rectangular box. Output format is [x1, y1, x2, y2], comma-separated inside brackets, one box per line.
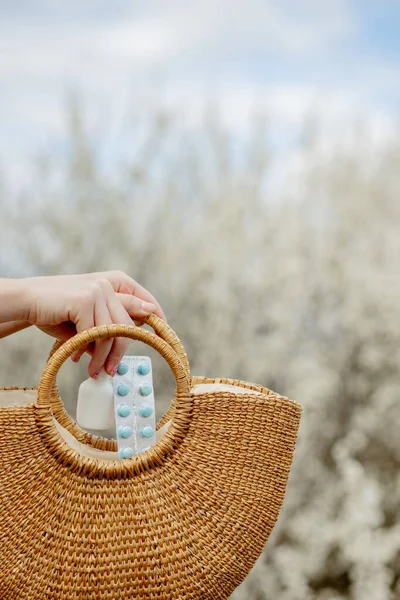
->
[0, 321, 301, 599]
[47, 315, 190, 452]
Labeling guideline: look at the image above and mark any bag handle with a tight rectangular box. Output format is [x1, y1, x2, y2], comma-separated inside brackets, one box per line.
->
[35, 324, 192, 477]
[47, 314, 190, 376]
[46, 315, 190, 452]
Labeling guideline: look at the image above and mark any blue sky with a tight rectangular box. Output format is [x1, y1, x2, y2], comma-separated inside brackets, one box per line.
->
[0, 0, 399, 185]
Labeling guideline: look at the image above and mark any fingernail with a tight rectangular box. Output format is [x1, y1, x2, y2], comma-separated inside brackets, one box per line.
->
[141, 301, 156, 313]
[93, 370, 100, 379]
[71, 355, 80, 363]
[109, 366, 118, 377]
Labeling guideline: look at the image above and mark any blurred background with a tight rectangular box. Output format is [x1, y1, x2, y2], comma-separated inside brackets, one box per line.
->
[1, 1, 400, 598]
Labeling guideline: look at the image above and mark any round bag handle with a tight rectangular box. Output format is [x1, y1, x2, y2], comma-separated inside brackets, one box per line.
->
[35, 324, 192, 476]
[45, 314, 190, 453]
[47, 314, 190, 376]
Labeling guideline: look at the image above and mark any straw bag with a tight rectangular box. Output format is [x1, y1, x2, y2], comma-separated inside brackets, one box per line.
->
[0, 316, 302, 599]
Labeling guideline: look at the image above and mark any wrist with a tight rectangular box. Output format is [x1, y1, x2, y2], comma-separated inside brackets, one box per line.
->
[0, 278, 32, 323]
[0, 320, 32, 339]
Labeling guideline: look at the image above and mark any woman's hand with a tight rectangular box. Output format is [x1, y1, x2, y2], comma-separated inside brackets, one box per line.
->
[0, 271, 166, 378]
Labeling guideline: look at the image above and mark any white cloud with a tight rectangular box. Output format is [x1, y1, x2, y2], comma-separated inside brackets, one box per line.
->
[0, 0, 397, 182]
[0, 0, 354, 79]
[117, 0, 354, 56]
[98, 21, 174, 62]
[0, 24, 170, 79]
[176, 0, 354, 54]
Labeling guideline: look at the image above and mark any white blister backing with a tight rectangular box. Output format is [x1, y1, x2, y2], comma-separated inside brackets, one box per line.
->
[76, 370, 114, 431]
[113, 356, 156, 459]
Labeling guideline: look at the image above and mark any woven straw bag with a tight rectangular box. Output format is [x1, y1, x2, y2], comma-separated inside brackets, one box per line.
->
[0, 316, 302, 599]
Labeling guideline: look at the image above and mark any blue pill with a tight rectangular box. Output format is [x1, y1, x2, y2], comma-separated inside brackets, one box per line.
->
[117, 384, 130, 396]
[117, 362, 129, 375]
[118, 426, 133, 439]
[137, 362, 150, 376]
[119, 447, 134, 459]
[140, 426, 154, 439]
[117, 404, 131, 418]
[139, 404, 153, 418]
[139, 383, 152, 397]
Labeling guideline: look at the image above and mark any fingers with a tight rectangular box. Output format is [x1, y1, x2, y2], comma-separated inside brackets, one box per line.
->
[67, 274, 165, 377]
[89, 290, 158, 375]
[70, 291, 157, 366]
[70, 281, 159, 378]
[71, 286, 96, 338]
[81, 271, 167, 322]
[69, 285, 97, 367]
[101, 286, 134, 377]
[69, 281, 111, 377]
[71, 341, 94, 363]
[87, 289, 114, 378]
[127, 282, 167, 322]
[117, 293, 157, 322]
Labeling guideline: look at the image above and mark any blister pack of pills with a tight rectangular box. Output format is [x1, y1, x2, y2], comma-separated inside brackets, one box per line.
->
[113, 356, 156, 459]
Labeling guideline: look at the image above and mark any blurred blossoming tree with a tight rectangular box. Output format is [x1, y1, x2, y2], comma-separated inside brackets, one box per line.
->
[1, 100, 400, 599]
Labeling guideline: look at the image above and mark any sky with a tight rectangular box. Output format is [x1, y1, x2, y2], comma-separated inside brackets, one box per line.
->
[0, 0, 399, 185]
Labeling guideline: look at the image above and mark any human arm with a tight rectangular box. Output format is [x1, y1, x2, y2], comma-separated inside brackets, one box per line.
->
[0, 271, 166, 378]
